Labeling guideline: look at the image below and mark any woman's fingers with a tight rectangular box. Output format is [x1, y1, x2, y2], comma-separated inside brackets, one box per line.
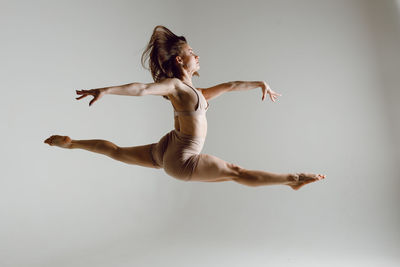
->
[76, 90, 90, 95]
[76, 89, 96, 95]
[89, 96, 98, 106]
[76, 94, 87, 100]
[76, 89, 100, 105]
[266, 90, 282, 102]
[270, 90, 281, 96]
[267, 91, 275, 102]
[261, 86, 282, 102]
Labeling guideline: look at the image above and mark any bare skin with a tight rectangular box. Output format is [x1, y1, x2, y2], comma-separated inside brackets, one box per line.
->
[43, 134, 325, 190]
[45, 43, 326, 189]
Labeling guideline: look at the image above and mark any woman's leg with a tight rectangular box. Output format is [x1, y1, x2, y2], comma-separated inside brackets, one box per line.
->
[44, 135, 160, 168]
[190, 154, 325, 190]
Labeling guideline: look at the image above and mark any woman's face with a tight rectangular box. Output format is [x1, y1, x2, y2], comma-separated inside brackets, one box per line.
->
[179, 43, 200, 72]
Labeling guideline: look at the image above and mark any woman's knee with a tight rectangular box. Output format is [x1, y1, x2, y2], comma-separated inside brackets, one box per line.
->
[226, 162, 244, 178]
[187, 153, 247, 182]
[94, 140, 119, 156]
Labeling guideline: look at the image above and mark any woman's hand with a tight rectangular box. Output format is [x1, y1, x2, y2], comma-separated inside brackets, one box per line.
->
[76, 88, 107, 106]
[261, 82, 281, 102]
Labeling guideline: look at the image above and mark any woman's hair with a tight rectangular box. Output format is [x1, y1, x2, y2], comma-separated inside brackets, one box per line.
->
[141, 25, 199, 99]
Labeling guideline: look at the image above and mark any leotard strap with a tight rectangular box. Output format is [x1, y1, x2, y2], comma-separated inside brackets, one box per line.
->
[173, 82, 209, 117]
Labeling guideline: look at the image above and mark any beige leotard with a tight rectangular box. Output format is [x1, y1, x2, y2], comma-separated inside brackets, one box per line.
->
[150, 82, 210, 181]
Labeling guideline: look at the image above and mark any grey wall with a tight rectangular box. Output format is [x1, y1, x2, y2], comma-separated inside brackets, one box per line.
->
[1, 0, 399, 266]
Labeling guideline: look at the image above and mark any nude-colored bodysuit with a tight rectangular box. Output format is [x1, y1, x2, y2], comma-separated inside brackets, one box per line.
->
[150, 82, 209, 181]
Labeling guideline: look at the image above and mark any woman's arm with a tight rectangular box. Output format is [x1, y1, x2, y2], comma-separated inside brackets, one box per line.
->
[105, 78, 177, 96]
[104, 82, 146, 96]
[229, 81, 265, 92]
[229, 81, 281, 102]
[201, 81, 281, 102]
[76, 78, 178, 106]
[200, 82, 234, 101]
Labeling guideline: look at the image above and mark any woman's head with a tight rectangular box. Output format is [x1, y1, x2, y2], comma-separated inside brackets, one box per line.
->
[141, 25, 199, 84]
[176, 43, 200, 76]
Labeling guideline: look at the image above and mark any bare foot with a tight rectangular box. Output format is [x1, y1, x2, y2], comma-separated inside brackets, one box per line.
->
[44, 135, 72, 148]
[288, 173, 326, 191]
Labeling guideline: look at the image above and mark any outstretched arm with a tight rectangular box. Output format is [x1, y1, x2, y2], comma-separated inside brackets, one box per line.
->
[201, 81, 281, 102]
[76, 78, 178, 106]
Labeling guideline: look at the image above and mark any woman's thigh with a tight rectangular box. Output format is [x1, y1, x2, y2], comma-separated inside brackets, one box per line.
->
[117, 143, 160, 169]
[190, 153, 241, 182]
[117, 130, 172, 169]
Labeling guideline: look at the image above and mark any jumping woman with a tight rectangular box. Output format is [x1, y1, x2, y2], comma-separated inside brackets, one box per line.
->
[44, 25, 326, 190]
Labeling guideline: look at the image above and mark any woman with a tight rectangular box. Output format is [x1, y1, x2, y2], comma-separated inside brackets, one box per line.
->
[44, 25, 326, 190]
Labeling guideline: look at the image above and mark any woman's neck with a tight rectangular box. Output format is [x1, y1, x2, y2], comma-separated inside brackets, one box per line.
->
[180, 70, 194, 86]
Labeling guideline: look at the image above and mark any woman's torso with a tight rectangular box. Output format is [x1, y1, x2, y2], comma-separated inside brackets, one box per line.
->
[169, 81, 209, 138]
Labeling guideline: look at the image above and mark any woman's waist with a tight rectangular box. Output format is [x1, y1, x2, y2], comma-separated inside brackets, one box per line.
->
[173, 128, 207, 140]
[174, 121, 207, 139]
[175, 115, 207, 125]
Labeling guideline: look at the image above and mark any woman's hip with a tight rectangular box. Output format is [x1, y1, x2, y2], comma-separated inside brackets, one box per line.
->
[152, 129, 206, 180]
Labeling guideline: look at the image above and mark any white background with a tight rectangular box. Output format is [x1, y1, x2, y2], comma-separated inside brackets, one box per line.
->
[1, 0, 399, 266]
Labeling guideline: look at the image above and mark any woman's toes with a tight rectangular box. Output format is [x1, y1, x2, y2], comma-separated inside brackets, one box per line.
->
[44, 137, 52, 145]
[44, 135, 71, 148]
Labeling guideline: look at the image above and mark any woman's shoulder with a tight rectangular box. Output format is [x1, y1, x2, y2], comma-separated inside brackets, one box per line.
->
[158, 78, 184, 100]
[165, 78, 194, 95]
[159, 78, 185, 90]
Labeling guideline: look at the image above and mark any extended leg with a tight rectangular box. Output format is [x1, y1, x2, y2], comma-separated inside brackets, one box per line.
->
[190, 154, 325, 190]
[44, 135, 159, 168]
[233, 169, 324, 190]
